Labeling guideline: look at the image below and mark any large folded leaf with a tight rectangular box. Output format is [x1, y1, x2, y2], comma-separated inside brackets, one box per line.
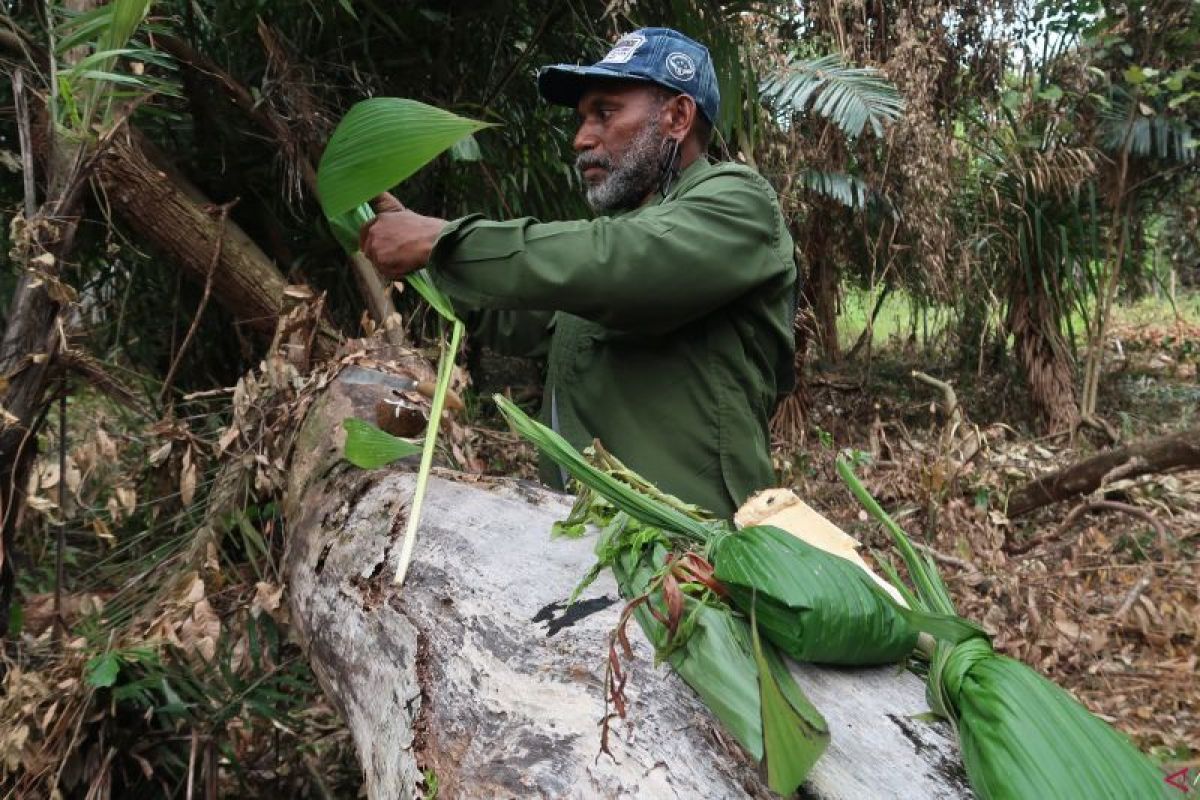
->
[612, 536, 829, 783]
[837, 459, 1167, 799]
[317, 98, 492, 217]
[940, 639, 1168, 800]
[611, 539, 765, 757]
[751, 606, 829, 795]
[715, 525, 918, 664]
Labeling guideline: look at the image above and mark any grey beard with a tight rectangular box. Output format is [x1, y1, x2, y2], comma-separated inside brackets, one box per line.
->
[577, 118, 665, 214]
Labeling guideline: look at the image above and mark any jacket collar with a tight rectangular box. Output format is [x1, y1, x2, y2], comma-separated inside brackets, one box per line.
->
[666, 156, 713, 200]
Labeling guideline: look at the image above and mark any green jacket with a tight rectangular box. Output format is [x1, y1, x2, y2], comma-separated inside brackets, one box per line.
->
[429, 158, 796, 517]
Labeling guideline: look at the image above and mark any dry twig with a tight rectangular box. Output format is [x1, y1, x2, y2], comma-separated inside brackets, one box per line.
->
[159, 200, 236, 407]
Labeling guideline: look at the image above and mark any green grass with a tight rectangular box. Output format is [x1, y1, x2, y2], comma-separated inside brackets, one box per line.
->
[836, 286, 1200, 353]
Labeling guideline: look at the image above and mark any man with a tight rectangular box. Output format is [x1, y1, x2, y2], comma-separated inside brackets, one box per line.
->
[360, 28, 796, 518]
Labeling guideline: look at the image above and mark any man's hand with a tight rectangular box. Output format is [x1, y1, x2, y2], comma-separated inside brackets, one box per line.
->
[359, 193, 447, 278]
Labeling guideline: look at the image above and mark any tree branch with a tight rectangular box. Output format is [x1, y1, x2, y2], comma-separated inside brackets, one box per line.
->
[1007, 427, 1200, 517]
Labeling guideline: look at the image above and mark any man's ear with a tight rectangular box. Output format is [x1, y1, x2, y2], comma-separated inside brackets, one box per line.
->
[663, 94, 697, 141]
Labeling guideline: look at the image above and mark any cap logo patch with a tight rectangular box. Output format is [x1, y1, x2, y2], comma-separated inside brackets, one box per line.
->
[665, 52, 697, 81]
[600, 33, 646, 65]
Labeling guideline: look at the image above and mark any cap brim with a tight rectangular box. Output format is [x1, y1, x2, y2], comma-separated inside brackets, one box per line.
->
[537, 64, 657, 109]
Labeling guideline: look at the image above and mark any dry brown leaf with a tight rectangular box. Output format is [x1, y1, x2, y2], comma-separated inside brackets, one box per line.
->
[148, 441, 172, 466]
[283, 284, 314, 299]
[180, 448, 197, 507]
[95, 427, 117, 460]
[0, 402, 19, 428]
[177, 572, 205, 606]
[178, 599, 220, 661]
[39, 701, 58, 733]
[92, 517, 115, 543]
[250, 581, 283, 620]
[116, 486, 137, 515]
[216, 425, 239, 456]
[25, 495, 57, 514]
[36, 461, 60, 490]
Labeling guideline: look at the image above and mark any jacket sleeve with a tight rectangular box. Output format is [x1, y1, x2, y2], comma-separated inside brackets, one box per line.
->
[426, 171, 787, 336]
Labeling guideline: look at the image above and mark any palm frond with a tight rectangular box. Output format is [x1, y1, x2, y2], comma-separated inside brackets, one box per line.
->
[1100, 96, 1197, 161]
[799, 169, 877, 211]
[760, 54, 905, 139]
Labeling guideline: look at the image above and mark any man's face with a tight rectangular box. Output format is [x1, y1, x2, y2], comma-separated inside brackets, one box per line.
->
[573, 82, 668, 213]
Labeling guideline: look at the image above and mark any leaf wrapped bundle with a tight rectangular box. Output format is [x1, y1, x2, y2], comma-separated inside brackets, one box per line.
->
[837, 459, 1168, 800]
[602, 516, 828, 794]
[930, 637, 1169, 799]
[496, 396, 957, 666]
[712, 525, 918, 664]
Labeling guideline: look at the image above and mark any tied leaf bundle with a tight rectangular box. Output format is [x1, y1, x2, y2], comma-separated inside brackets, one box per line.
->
[601, 517, 829, 781]
[495, 396, 972, 792]
[837, 459, 1168, 800]
[497, 395, 1167, 798]
[318, 98, 488, 585]
[497, 395, 973, 664]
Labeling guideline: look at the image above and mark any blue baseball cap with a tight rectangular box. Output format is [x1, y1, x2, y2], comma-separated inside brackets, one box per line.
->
[537, 28, 720, 125]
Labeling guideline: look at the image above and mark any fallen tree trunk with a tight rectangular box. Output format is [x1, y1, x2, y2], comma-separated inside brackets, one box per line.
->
[97, 129, 339, 351]
[1007, 426, 1200, 517]
[282, 369, 972, 799]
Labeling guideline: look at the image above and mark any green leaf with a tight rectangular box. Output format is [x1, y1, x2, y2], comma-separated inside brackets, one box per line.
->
[494, 395, 714, 544]
[405, 270, 458, 321]
[393, 320, 465, 585]
[1037, 84, 1064, 101]
[86, 653, 121, 688]
[714, 525, 921, 664]
[936, 639, 1167, 799]
[1124, 65, 1146, 85]
[343, 418, 422, 469]
[317, 98, 492, 217]
[751, 606, 829, 795]
[613, 538, 767, 759]
[1168, 91, 1196, 109]
[760, 53, 905, 139]
[449, 134, 482, 162]
[800, 169, 877, 211]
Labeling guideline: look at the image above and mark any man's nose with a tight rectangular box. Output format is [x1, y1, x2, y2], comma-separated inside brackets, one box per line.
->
[573, 122, 599, 153]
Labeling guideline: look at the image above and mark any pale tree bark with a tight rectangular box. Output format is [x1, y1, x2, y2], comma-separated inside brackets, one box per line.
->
[282, 368, 973, 799]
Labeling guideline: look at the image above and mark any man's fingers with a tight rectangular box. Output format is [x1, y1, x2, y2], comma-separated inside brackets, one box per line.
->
[371, 192, 405, 214]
